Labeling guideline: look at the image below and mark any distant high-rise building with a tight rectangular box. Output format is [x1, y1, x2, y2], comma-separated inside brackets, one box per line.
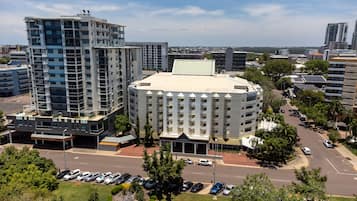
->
[352, 20, 357, 50]
[7, 12, 142, 148]
[126, 42, 168, 71]
[324, 23, 348, 49]
[210, 48, 247, 71]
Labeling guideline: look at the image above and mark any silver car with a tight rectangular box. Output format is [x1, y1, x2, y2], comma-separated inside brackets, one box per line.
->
[223, 184, 235, 195]
[301, 147, 312, 155]
[323, 140, 334, 148]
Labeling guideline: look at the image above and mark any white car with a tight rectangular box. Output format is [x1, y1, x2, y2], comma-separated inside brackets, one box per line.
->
[63, 169, 81, 181]
[301, 147, 312, 155]
[96, 172, 112, 183]
[323, 139, 334, 148]
[223, 184, 235, 196]
[184, 158, 193, 165]
[76, 171, 91, 181]
[198, 159, 212, 166]
[104, 173, 121, 185]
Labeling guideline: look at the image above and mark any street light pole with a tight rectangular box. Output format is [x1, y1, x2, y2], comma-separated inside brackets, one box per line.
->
[213, 138, 217, 184]
[63, 128, 68, 170]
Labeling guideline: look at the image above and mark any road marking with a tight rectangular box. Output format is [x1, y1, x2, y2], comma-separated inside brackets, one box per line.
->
[79, 162, 88, 165]
[74, 156, 79, 160]
[326, 158, 357, 176]
[326, 158, 339, 173]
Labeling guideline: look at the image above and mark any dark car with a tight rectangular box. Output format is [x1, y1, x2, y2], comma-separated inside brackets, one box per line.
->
[85, 172, 100, 182]
[56, 169, 70, 179]
[181, 181, 193, 191]
[190, 183, 204, 193]
[116, 173, 131, 184]
[210, 182, 224, 195]
[144, 179, 157, 190]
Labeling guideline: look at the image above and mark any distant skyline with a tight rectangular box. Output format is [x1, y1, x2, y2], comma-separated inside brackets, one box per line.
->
[1, 0, 357, 46]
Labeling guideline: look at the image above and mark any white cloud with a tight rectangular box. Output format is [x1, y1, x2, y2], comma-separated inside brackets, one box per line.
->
[243, 4, 287, 17]
[151, 6, 224, 17]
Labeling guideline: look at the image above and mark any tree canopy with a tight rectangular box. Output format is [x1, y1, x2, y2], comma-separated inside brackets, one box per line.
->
[142, 147, 185, 201]
[0, 146, 58, 201]
[304, 60, 329, 75]
[263, 60, 294, 82]
[232, 168, 327, 201]
[253, 124, 298, 164]
[114, 115, 131, 134]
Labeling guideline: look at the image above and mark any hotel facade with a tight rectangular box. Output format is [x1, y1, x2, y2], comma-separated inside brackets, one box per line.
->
[128, 60, 263, 155]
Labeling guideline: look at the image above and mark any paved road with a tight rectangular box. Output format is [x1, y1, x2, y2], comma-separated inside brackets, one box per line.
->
[281, 103, 357, 196]
[37, 101, 357, 197]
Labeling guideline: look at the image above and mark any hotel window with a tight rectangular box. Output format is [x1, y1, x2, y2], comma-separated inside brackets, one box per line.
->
[245, 127, 252, 132]
[202, 99, 207, 103]
[226, 115, 231, 119]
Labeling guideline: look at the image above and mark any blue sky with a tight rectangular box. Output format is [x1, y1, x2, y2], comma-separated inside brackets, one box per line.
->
[1, 0, 356, 46]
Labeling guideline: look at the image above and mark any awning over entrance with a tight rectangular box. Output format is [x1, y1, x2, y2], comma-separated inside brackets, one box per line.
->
[99, 135, 136, 146]
[31, 134, 73, 142]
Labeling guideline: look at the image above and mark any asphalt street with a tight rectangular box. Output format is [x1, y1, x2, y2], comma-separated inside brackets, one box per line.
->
[35, 102, 357, 197]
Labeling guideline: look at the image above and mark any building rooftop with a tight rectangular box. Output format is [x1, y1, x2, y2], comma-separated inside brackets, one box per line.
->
[270, 55, 289, 59]
[131, 60, 260, 93]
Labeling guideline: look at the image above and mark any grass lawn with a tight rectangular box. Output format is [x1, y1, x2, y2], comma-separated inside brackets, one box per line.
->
[173, 193, 230, 201]
[53, 181, 113, 201]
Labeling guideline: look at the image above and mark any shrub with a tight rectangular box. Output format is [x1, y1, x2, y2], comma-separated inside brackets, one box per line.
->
[111, 185, 123, 195]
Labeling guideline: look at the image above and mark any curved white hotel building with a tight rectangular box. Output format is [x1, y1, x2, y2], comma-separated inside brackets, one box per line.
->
[128, 60, 263, 155]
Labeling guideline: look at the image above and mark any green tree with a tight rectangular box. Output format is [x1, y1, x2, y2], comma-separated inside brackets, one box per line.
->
[328, 129, 340, 144]
[0, 57, 10, 64]
[296, 90, 325, 107]
[349, 119, 357, 138]
[0, 110, 5, 131]
[261, 52, 270, 63]
[304, 60, 329, 75]
[263, 60, 294, 82]
[142, 148, 185, 201]
[254, 124, 297, 164]
[327, 100, 345, 129]
[144, 114, 154, 147]
[275, 77, 292, 90]
[0, 146, 58, 201]
[114, 115, 131, 134]
[134, 116, 141, 145]
[291, 167, 327, 201]
[88, 189, 99, 201]
[203, 53, 213, 59]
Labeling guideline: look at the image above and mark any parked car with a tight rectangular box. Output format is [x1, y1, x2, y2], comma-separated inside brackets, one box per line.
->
[198, 159, 212, 166]
[181, 181, 193, 191]
[85, 172, 100, 182]
[63, 169, 81, 181]
[126, 175, 139, 183]
[104, 173, 121, 185]
[144, 179, 156, 190]
[96, 172, 112, 183]
[301, 147, 312, 155]
[323, 139, 334, 148]
[190, 183, 204, 193]
[137, 176, 145, 186]
[210, 182, 224, 195]
[77, 171, 91, 181]
[184, 158, 193, 165]
[116, 173, 131, 184]
[56, 169, 70, 179]
[223, 185, 235, 195]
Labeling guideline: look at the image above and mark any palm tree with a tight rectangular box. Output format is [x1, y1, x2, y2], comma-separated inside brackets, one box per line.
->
[348, 119, 357, 138]
[328, 100, 345, 129]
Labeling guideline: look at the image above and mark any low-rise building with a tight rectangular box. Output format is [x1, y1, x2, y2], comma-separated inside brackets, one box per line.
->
[0, 64, 29, 97]
[128, 59, 263, 155]
[210, 48, 247, 72]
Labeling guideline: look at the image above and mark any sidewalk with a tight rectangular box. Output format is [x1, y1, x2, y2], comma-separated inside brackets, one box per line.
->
[280, 148, 309, 170]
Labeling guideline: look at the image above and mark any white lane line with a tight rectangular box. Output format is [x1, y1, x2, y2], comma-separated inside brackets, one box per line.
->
[326, 158, 357, 176]
[326, 158, 339, 173]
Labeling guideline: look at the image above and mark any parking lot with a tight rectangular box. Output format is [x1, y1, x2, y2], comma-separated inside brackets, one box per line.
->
[56, 166, 235, 197]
